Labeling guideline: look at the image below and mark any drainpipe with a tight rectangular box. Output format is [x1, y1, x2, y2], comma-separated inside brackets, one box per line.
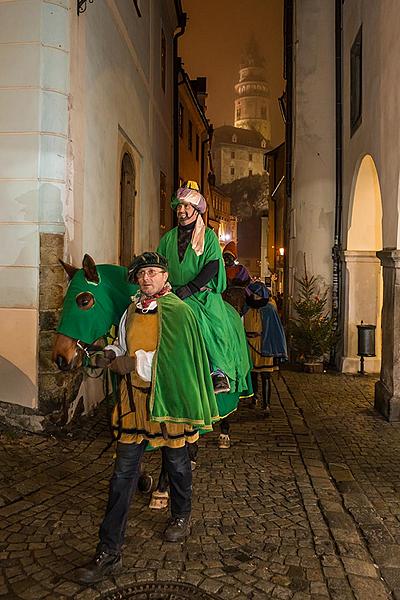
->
[173, 4, 187, 190]
[201, 124, 213, 193]
[331, 0, 343, 365]
[283, 0, 294, 326]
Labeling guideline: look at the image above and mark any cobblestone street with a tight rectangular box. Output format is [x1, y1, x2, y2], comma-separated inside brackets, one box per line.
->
[1, 370, 399, 600]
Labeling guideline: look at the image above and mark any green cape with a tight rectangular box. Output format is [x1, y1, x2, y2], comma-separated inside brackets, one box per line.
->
[157, 228, 251, 395]
[149, 293, 219, 429]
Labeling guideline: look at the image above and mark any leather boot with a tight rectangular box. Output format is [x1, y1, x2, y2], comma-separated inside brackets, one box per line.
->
[261, 373, 271, 414]
[250, 371, 258, 406]
[163, 515, 191, 542]
[76, 550, 122, 584]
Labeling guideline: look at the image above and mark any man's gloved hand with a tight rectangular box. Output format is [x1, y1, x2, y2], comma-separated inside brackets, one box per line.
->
[109, 355, 136, 375]
[175, 284, 193, 300]
[92, 349, 116, 368]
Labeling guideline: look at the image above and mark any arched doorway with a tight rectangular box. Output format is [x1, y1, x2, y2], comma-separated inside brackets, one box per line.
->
[119, 152, 136, 266]
[342, 155, 383, 373]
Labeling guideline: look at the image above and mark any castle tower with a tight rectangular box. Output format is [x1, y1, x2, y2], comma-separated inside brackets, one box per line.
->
[234, 38, 271, 143]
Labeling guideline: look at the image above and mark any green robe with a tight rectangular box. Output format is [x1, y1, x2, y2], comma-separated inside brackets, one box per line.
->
[157, 228, 251, 400]
[149, 293, 219, 429]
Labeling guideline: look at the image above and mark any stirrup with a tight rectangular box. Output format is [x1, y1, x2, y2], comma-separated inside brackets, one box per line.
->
[149, 489, 169, 510]
[218, 433, 231, 449]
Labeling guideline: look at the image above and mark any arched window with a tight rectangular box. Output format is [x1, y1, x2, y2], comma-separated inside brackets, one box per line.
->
[119, 152, 136, 266]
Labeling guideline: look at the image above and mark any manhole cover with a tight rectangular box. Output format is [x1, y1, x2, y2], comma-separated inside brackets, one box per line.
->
[102, 581, 221, 600]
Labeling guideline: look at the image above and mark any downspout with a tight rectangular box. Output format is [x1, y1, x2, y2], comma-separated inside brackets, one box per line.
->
[283, 0, 294, 326]
[173, 4, 187, 190]
[331, 0, 343, 366]
[201, 124, 213, 193]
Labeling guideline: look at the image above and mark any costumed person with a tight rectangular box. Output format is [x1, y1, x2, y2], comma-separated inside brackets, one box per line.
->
[223, 241, 251, 287]
[244, 281, 288, 413]
[157, 181, 252, 449]
[76, 252, 219, 584]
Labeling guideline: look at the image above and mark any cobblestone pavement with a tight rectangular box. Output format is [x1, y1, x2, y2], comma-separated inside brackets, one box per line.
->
[0, 370, 398, 599]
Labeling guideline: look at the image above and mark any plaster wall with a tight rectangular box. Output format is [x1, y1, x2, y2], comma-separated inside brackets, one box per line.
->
[67, 0, 176, 266]
[0, 0, 69, 408]
[342, 1, 400, 250]
[290, 0, 336, 294]
[178, 84, 207, 185]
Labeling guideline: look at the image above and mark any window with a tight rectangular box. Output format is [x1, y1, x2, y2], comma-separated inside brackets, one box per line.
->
[261, 140, 267, 149]
[231, 151, 235, 159]
[230, 167, 235, 175]
[195, 134, 199, 161]
[249, 169, 253, 176]
[188, 120, 193, 151]
[350, 26, 362, 136]
[161, 29, 166, 92]
[236, 107, 241, 119]
[179, 103, 184, 138]
[249, 153, 253, 161]
[232, 134, 237, 143]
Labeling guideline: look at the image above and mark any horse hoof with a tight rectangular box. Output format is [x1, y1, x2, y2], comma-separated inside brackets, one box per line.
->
[218, 434, 231, 449]
[149, 490, 169, 510]
[137, 474, 153, 494]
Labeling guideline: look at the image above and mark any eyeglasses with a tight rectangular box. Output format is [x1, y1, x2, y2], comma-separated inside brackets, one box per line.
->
[136, 268, 165, 279]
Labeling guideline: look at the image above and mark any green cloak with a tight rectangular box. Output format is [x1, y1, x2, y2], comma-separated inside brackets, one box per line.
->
[149, 293, 219, 429]
[157, 228, 251, 396]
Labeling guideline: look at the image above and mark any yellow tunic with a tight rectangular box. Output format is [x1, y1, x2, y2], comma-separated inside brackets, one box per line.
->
[244, 308, 274, 372]
[112, 306, 199, 448]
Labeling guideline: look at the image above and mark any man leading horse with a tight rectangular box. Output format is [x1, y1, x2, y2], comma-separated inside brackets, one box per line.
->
[75, 252, 219, 584]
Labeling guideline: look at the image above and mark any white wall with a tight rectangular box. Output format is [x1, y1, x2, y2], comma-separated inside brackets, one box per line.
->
[342, 1, 400, 248]
[290, 0, 336, 297]
[0, 0, 70, 408]
[67, 0, 176, 266]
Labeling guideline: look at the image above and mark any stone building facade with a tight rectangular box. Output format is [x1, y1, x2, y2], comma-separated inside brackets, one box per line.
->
[289, 0, 400, 419]
[212, 126, 268, 186]
[0, 0, 183, 427]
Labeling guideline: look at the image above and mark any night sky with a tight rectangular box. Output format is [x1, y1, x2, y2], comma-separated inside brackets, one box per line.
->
[180, 0, 285, 148]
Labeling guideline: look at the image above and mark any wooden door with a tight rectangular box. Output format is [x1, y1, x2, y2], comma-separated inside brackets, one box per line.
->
[119, 153, 136, 266]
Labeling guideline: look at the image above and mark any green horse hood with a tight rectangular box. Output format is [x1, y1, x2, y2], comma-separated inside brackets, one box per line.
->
[57, 264, 138, 343]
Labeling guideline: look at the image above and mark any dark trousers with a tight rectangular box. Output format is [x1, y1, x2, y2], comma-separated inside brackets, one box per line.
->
[99, 441, 192, 554]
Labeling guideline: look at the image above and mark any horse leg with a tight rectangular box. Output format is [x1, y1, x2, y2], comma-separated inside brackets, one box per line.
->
[137, 463, 153, 494]
[218, 417, 231, 449]
[148, 451, 169, 510]
[187, 441, 198, 470]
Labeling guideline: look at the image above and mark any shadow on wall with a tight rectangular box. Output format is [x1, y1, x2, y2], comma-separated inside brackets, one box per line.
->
[0, 355, 36, 407]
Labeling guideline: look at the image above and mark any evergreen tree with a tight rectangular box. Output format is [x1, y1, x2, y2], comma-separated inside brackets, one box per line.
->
[290, 259, 337, 361]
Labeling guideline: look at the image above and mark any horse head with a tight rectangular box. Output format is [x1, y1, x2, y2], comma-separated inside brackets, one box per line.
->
[52, 254, 138, 371]
[222, 284, 248, 316]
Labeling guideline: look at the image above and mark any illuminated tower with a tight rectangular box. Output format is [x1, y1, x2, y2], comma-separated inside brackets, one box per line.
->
[234, 38, 271, 143]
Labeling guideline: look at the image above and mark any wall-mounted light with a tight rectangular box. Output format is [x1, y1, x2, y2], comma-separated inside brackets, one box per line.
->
[279, 247, 285, 256]
[77, 0, 93, 15]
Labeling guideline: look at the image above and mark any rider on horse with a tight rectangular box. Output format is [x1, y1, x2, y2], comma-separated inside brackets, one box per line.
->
[157, 181, 251, 404]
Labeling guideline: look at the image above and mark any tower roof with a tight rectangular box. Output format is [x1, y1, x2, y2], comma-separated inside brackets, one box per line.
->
[240, 36, 265, 69]
[213, 125, 269, 149]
